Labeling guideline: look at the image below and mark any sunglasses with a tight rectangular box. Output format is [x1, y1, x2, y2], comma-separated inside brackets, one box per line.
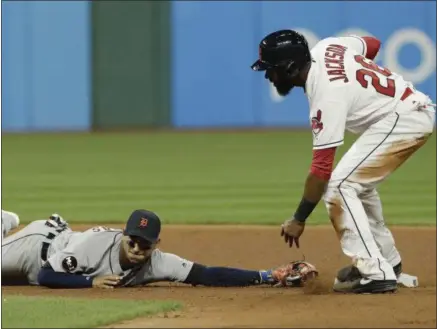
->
[128, 236, 153, 250]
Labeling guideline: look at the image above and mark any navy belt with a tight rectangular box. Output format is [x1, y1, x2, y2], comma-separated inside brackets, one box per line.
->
[41, 232, 57, 262]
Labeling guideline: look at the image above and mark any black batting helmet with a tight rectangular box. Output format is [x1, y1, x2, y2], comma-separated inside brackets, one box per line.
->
[251, 29, 311, 77]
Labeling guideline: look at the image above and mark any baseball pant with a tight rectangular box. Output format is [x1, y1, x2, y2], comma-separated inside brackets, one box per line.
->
[324, 94, 435, 281]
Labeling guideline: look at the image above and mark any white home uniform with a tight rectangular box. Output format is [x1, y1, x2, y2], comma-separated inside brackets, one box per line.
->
[306, 36, 435, 281]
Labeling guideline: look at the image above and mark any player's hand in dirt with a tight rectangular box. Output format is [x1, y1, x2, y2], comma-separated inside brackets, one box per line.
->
[281, 219, 305, 248]
[92, 275, 122, 289]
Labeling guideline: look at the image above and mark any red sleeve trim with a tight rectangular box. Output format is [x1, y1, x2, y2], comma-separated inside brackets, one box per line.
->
[362, 36, 381, 61]
[310, 147, 336, 181]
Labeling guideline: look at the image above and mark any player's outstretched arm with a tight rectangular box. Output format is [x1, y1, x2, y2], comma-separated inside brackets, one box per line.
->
[184, 263, 271, 287]
[183, 261, 318, 287]
[149, 250, 318, 288]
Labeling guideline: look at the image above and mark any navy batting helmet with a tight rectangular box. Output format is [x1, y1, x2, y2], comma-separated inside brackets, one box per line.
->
[251, 29, 311, 77]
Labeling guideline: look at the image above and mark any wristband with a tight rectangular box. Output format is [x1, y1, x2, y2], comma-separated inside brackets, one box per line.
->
[293, 198, 318, 222]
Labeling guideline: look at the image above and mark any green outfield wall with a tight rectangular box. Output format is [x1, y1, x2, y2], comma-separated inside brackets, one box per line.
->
[91, 1, 171, 129]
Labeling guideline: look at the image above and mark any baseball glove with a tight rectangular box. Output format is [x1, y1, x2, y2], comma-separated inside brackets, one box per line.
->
[269, 260, 319, 287]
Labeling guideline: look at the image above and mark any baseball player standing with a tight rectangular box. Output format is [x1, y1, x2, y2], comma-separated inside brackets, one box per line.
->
[251, 30, 435, 294]
[1, 209, 317, 288]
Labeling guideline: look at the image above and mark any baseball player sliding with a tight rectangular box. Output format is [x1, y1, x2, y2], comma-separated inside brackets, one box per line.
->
[251, 30, 434, 294]
[1, 209, 317, 289]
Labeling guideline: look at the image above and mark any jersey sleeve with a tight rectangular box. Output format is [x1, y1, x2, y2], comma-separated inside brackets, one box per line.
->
[150, 250, 194, 282]
[129, 249, 194, 286]
[310, 96, 349, 150]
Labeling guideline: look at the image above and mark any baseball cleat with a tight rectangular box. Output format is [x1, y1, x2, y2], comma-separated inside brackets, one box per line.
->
[48, 213, 69, 229]
[336, 262, 403, 282]
[333, 278, 397, 294]
[393, 262, 402, 277]
[335, 262, 418, 288]
[336, 265, 361, 282]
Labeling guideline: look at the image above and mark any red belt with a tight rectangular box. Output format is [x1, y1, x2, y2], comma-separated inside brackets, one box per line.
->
[400, 87, 413, 101]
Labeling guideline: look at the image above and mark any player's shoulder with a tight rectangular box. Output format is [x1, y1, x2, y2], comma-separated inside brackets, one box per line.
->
[311, 37, 339, 53]
[311, 36, 360, 56]
[309, 37, 349, 69]
[150, 248, 164, 260]
[78, 226, 123, 244]
[149, 248, 180, 263]
[85, 226, 123, 234]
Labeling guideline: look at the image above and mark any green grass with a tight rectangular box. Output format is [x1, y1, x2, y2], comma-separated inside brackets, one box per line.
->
[2, 130, 435, 226]
[2, 295, 181, 328]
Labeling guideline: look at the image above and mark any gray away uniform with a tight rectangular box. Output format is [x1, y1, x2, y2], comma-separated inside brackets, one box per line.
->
[2, 221, 193, 286]
[2, 210, 20, 238]
[2, 219, 74, 285]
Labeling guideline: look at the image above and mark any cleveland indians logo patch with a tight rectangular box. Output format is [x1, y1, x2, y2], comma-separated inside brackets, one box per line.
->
[311, 110, 324, 136]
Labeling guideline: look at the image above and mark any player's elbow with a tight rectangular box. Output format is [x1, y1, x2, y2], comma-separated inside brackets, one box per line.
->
[310, 147, 336, 181]
[183, 263, 207, 286]
[310, 166, 333, 181]
[37, 266, 56, 288]
[37, 265, 93, 289]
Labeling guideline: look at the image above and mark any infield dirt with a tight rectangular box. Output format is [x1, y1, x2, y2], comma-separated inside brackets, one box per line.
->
[3, 225, 436, 328]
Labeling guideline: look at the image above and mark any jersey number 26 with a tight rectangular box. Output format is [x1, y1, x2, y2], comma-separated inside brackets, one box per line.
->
[354, 55, 395, 97]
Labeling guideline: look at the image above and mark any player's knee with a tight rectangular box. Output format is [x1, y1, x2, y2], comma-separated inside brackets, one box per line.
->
[323, 181, 342, 218]
[324, 181, 361, 236]
[324, 179, 361, 206]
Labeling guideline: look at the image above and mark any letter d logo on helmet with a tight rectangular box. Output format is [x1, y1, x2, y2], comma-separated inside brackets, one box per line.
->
[139, 218, 148, 228]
